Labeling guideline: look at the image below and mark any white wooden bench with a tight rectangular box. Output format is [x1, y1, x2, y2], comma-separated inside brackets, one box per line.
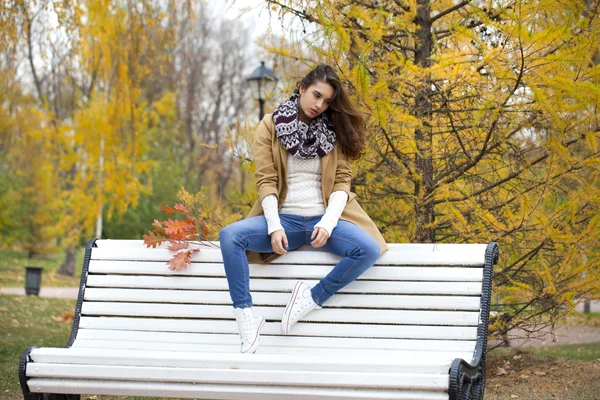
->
[20, 238, 498, 400]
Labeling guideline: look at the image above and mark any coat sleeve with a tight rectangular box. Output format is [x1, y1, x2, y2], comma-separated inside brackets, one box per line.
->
[252, 115, 279, 204]
[331, 145, 353, 199]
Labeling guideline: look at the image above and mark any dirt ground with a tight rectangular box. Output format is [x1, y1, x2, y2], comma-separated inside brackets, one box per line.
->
[485, 350, 600, 400]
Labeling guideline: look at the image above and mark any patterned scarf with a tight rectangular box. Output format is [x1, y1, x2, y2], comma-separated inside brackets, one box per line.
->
[272, 93, 336, 158]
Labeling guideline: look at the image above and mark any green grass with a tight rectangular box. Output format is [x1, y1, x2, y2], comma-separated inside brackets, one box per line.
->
[0, 248, 86, 288]
[0, 294, 76, 398]
[583, 311, 600, 318]
[524, 342, 600, 362]
[489, 342, 600, 362]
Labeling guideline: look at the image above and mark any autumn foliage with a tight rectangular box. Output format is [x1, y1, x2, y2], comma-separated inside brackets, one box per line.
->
[143, 188, 241, 271]
[0, 1, 252, 276]
[262, 0, 600, 342]
[143, 203, 208, 271]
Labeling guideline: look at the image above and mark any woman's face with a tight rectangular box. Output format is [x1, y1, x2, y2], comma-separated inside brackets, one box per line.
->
[298, 81, 334, 122]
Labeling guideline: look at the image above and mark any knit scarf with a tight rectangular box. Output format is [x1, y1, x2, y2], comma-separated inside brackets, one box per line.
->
[272, 93, 336, 159]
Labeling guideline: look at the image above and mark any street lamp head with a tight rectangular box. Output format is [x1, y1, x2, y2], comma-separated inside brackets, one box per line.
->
[247, 61, 278, 100]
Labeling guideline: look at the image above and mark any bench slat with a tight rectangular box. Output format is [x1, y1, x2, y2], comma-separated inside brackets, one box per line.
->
[90, 247, 485, 266]
[77, 316, 478, 340]
[83, 288, 481, 310]
[95, 240, 484, 254]
[26, 378, 450, 400]
[81, 302, 479, 325]
[70, 339, 474, 362]
[86, 275, 483, 295]
[88, 261, 483, 280]
[74, 329, 477, 353]
[28, 347, 458, 374]
[28, 363, 449, 390]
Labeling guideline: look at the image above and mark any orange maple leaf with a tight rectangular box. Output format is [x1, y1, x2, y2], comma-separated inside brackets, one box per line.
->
[151, 219, 166, 235]
[168, 241, 189, 251]
[160, 205, 179, 215]
[161, 203, 191, 215]
[174, 203, 191, 214]
[143, 232, 165, 248]
[164, 219, 193, 236]
[147, 201, 207, 270]
[167, 249, 197, 271]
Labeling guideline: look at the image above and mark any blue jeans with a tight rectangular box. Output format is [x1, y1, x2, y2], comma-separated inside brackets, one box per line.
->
[219, 214, 381, 309]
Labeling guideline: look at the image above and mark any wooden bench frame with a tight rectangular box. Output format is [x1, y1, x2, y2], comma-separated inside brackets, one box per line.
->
[20, 238, 498, 400]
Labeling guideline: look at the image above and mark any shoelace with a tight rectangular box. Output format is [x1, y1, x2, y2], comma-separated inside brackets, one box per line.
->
[238, 310, 255, 340]
[291, 299, 311, 323]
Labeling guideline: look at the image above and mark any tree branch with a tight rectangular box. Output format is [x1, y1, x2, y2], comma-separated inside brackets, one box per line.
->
[379, 125, 417, 182]
[431, 0, 471, 23]
[21, 3, 45, 104]
[265, 0, 318, 23]
[436, 29, 527, 185]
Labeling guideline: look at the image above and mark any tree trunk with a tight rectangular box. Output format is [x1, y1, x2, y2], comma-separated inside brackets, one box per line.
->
[413, 0, 435, 242]
[58, 244, 76, 276]
[96, 136, 104, 239]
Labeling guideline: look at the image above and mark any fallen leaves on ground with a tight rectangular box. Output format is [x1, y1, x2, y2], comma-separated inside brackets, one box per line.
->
[486, 349, 600, 400]
[50, 312, 74, 323]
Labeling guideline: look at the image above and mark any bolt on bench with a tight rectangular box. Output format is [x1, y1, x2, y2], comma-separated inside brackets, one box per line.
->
[20, 239, 498, 400]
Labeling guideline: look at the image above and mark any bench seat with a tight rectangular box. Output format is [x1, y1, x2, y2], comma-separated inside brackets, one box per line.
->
[20, 239, 498, 400]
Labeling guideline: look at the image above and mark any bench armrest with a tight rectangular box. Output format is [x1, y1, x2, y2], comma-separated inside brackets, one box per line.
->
[448, 242, 498, 400]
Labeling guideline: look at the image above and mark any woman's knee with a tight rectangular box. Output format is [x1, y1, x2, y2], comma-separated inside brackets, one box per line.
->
[219, 223, 239, 245]
[345, 237, 379, 263]
[361, 238, 381, 264]
[219, 217, 266, 246]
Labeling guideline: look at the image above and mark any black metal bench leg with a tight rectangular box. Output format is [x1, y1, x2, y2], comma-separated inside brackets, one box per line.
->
[20, 347, 40, 400]
[449, 359, 487, 400]
[22, 393, 42, 400]
[44, 395, 80, 400]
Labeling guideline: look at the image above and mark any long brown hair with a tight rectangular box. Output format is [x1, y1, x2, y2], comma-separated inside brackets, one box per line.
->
[293, 64, 366, 160]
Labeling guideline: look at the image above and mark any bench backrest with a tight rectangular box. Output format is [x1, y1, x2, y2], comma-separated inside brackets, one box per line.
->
[69, 239, 496, 361]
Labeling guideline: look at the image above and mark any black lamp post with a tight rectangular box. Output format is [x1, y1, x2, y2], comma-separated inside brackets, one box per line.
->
[247, 61, 278, 121]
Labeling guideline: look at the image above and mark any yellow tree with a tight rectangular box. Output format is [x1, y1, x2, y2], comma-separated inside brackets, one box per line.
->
[2, 0, 178, 273]
[0, 95, 61, 256]
[0, 1, 62, 256]
[53, 0, 161, 274]
[262, 0, 600, 339]
[2, 0, 256, 267]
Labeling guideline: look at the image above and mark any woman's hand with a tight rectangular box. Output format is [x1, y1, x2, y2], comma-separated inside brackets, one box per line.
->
[311, 227, 329, 248]
[271, 230, 288, 254]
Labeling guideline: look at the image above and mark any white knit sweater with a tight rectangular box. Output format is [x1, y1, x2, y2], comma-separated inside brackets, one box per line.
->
[262, 155, 348, 236]
[280, 155, 325, 216]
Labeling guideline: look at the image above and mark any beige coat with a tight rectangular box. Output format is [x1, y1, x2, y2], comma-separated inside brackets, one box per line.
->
[246, 113, 389, 264]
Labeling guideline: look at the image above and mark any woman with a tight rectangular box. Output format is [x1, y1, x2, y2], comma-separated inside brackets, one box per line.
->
[219, 64, 388, 354]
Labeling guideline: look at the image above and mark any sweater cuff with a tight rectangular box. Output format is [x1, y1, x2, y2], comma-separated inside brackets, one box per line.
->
[261, 194, 284, 235]
[314, 191, 348, 236]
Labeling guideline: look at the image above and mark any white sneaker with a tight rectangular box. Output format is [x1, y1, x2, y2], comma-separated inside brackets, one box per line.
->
[233, 308, 265, 354]
[281, 281, 321, 334]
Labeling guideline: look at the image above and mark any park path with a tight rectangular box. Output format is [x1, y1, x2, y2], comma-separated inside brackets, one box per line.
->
[2, 287, 599, 347]
[0, 287, 79, 299]
[488, 325, 600, 348]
